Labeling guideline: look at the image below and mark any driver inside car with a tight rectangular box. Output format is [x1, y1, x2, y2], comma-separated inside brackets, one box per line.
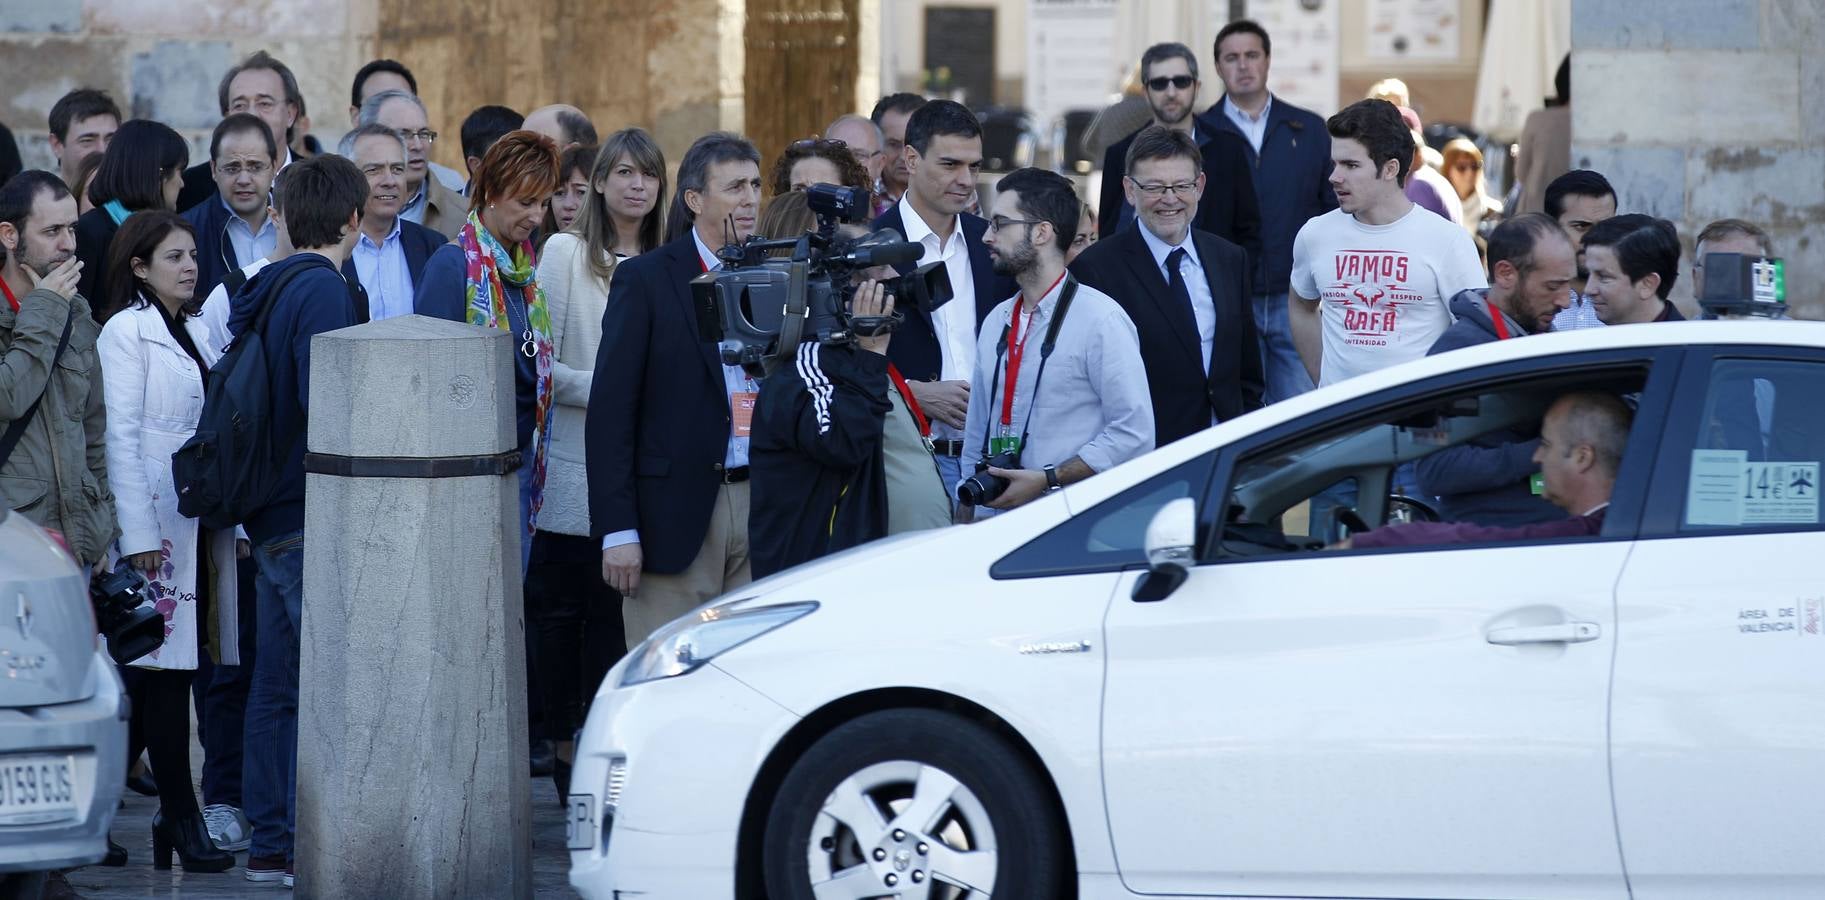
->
[1330, 391, 1631, 550]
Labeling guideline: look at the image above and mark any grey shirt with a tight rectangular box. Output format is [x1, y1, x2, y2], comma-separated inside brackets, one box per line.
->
[961, 277, 1154, 514]
[883, 383, 953, 533]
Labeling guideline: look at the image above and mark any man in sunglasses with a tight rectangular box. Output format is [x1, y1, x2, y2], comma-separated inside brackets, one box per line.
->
[1097, 42, 1260, 273]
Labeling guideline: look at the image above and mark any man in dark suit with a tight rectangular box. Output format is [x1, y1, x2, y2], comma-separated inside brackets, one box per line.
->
[340, 124, 443, 320]
[1074, 125, 1264, 446]
[1200, 19, 1338, 405]
[869, 99, 1018, 496]
[588, 132, 764, 646]
[1099, 42, 1261, 272]
[183, 114, 280, 301]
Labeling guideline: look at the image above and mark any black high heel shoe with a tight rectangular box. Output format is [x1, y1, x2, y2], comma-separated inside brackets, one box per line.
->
[101, 835, 128, 866]
[151, 810, 234, 873]
[552, 756, 572, 811]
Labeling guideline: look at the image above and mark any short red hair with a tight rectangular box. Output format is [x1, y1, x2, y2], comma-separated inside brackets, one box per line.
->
[468, 130, 562, 213]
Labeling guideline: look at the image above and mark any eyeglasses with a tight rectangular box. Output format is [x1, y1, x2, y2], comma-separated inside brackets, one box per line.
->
[1146, 75, 1195, 91]
[1127, 178, 1198, 198]
[216, 161, 271, 178]
[395, 129, 438, 145]
[990, 216, 1044, 232]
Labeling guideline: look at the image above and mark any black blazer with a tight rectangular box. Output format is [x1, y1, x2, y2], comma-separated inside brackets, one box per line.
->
[1097, 124, 1262, 278]
[181, 196, 249, 301]
[175, 161, 216, 218]
[73, 208, 119, 312]
[337, 219, 445, 291]
[869, 204, 1017, 383]
[585, 232, 737, 575]
[1070, 222, 1263, 446]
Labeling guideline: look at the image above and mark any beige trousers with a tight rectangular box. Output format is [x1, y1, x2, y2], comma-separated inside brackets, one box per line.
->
[623, 481, 753, 646]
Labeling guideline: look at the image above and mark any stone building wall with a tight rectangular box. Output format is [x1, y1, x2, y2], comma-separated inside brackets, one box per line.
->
[1572, 0, 1825, 316]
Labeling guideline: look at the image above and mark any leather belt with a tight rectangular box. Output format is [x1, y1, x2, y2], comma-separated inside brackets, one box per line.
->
[715, 465, 751, 484]
[929, 440, 966, 458]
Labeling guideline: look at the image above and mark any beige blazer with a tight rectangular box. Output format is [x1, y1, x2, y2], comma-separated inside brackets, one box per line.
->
[533, 232, 616, 536]
[423, 176, 471, 241]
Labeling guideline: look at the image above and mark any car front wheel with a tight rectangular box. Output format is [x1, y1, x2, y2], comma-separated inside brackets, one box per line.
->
[762, 708, 1067, 899]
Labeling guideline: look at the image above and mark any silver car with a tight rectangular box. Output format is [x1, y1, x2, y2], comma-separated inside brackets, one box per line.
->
[0, 510, 127, 894]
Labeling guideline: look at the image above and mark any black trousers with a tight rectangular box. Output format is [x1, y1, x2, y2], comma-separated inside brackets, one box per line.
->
[525, 531, 627, 740]
[121, 666, 201, 822]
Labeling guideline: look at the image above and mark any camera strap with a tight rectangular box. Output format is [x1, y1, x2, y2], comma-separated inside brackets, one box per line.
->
[0, 302, 77, 473]
[886, 363, 932, 443]
[978, 274, 1080, 461]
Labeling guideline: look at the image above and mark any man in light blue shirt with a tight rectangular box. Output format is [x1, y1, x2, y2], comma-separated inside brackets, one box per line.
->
[342, 124, 446, 320]
[183, 114, 279, 299]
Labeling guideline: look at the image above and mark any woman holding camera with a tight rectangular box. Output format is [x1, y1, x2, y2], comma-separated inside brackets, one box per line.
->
[524, 127, 667, 801]
[97, 210, 241, 873]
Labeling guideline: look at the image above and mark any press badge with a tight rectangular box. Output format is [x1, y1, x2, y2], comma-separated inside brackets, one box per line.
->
[1530, 473, 1544, 495]
[732, 392, 757, 438]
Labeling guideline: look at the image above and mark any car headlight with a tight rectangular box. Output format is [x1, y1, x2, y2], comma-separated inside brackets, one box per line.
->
[619, 601, 818, 687]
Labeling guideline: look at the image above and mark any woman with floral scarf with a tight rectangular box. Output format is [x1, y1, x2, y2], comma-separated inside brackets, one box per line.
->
[414, 130, 561, 574]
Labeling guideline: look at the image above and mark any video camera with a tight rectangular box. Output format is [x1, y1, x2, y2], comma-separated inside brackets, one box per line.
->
[1698, 252, 1787, 319]
[694, 183, 954, 378]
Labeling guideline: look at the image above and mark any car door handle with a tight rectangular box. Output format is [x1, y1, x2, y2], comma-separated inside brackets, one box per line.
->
[1486, 622, 1601, 645]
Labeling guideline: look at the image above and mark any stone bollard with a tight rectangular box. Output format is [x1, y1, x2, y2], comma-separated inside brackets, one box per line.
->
[296, 315, 530, 899]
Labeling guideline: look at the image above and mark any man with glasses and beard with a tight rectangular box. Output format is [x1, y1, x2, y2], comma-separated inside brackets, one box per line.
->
[960, 168, 1152, 519]
[0, 171, 115, 572]
[1098, 43, 1260, 268]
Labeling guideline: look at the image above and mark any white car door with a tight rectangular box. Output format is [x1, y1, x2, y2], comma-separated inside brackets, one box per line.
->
[1100, 356, 1672, 899]
[1610, 349, 1825, 899]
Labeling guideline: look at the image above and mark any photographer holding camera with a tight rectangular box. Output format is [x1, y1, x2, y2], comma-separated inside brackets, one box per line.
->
[960, 168, 1154, 518]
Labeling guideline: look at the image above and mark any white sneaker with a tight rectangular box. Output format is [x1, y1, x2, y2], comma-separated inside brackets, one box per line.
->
[203, 803, 252, 852]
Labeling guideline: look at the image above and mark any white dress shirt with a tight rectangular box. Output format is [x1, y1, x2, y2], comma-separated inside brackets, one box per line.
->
[1138, 224, 1217, 374]
[1223, 94, 1274, 153]
[896, 195, 981, 440]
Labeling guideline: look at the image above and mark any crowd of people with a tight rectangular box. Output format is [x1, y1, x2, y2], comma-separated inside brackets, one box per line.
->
[0, 17, 1782, 894]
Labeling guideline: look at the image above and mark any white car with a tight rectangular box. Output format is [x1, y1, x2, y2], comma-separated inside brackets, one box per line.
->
[569, 321, 1825, 900]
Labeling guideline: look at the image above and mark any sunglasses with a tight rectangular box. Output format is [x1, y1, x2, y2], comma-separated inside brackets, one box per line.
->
[1146, 75, 1195, 91]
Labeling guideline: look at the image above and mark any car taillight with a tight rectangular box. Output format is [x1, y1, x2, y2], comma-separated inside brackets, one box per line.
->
[43, 528, 72, 559]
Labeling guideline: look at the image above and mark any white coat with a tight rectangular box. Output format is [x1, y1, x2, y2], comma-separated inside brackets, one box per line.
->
[97, 300, 240, 670]
[533, 233, 615, 537]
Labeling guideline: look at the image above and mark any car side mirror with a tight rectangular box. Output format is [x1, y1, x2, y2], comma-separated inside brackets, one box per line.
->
[1133, 498, 1195, 602]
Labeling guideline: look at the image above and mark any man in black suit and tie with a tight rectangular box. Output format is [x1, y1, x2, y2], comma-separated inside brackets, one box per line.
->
[340, 124, 444, 319]
[1098, 42, 1261, 273]
[1073, 125, 1264, 446]
[588, 132, 764, 646]
[870, 99, 1018, 496]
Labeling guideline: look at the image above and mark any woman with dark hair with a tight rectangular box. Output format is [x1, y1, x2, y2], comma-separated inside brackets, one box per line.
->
[96, 210, 241, 874]
[768, 137, 869, 196]
[76, 119, 189, 305]
[541, 143, 597, 244]
[414, 130, 562, 574]
[523, 126, 667, 801]
[70, 150, 105, 216]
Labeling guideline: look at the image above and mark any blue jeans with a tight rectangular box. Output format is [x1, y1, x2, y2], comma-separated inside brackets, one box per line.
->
[1253, 292, 1316, 405]
[245, 530, 304, 860]
[934, 454, 962, 510]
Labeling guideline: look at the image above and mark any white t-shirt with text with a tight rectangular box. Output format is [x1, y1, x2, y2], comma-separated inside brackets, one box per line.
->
[1291, 206, 1486, 386]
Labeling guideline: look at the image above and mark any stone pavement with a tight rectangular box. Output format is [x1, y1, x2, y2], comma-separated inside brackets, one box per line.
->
[63, 775, 579, 898]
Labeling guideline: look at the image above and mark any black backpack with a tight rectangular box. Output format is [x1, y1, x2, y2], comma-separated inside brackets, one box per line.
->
[171, 263, 313, 530]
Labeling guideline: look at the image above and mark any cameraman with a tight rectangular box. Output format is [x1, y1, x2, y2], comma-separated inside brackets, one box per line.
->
[750, 279, 906, 578]
[961, 168, 1154, 518]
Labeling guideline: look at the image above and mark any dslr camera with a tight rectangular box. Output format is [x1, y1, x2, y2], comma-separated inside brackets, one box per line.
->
[956, 450, 1022, 507]
[90, 564, 166, 665]
[694, 183, 953, 378]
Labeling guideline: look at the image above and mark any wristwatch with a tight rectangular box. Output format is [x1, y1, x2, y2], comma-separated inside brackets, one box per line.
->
[1043, 464, 1061, 491]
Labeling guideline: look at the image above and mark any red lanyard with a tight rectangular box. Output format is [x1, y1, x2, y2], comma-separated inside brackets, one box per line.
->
[1, 278, 17, 314]
[1486, 299, 1512, 340]
[1000, 270, 1066, 426]
[886, 363, 931, 438]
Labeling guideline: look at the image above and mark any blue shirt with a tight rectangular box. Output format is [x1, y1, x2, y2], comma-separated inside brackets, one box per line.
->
[222, 197, 278, 271]
[351, 218, 416, 321]
[1552, 289, 1607, 331]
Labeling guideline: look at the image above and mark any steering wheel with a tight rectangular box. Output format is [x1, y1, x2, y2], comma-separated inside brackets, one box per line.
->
[1387, 494, 1441, 523]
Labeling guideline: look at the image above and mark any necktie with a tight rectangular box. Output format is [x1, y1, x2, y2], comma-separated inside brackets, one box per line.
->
[1165, 247, 1196, 328]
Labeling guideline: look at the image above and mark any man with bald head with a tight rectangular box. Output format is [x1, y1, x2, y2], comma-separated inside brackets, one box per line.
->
[523, 104, 597, 150]
[825, 114, 886, 212]
[1335, 391, 1632, 549]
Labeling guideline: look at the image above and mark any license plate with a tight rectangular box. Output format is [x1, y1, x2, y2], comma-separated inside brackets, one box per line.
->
[566, 794, 595, 850]
[0, 754, 78, 826]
